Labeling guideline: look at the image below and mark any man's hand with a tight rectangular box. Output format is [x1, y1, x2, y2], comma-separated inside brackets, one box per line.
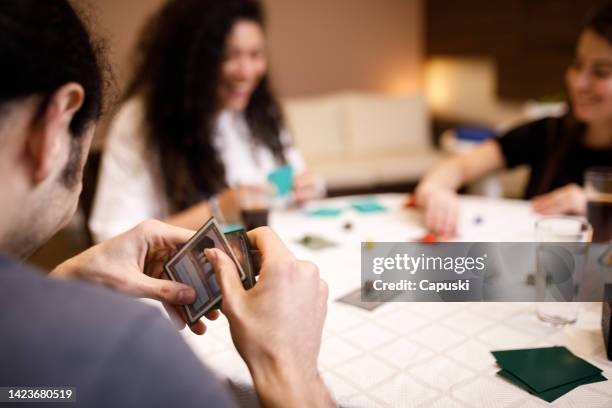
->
[50, 220, 219, 335]
[205, 227, 334, 408]
[531, 183, 587, 215]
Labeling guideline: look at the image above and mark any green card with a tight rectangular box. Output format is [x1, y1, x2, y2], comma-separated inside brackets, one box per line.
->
[268, 165, 293, 196]
[492, 346, 603, 393]
[497, 369, 607, 402]
[307, 207, 343, 217]
[351, 199, 387, 213]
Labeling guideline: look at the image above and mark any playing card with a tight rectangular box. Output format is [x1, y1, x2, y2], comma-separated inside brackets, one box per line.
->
[225, 228, 256, 289]
[164, 218, 247, 325]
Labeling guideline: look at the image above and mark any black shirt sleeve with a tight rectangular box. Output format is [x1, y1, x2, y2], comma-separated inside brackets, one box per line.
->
[494, 117, 553, 169]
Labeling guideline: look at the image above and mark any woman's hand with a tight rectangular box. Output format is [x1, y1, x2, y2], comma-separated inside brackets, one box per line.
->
[50, 220, 219, 335]
[217, 187, 240, 223]
[531, 183, 587, 215]
[414, 183, 460, 237]
[293, 171, 324, 204]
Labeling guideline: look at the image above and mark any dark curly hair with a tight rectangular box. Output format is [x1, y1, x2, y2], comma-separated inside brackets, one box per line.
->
[124, 0, 286, 211]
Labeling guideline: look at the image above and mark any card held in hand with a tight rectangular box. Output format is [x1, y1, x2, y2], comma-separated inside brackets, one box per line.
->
[164, 218, 247, 325]
[224, 228, 258, 289]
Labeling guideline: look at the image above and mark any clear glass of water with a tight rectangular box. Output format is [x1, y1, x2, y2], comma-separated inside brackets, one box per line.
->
[535, 216, 592, 326]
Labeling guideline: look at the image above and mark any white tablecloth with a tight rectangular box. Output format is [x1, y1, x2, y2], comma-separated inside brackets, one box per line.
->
[180, 194, 612, 407]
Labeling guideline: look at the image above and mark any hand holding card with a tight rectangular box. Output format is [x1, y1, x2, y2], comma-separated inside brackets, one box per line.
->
[50, 220, 219, 335]
[204, 227, 334, 408]
[164, 218, 250, 325]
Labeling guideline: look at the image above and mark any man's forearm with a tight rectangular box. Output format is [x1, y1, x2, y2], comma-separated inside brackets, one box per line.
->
[250, 361, 335, 408]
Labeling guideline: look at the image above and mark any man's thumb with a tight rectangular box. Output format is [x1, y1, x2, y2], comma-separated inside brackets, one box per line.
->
[205, 248, 244, 298]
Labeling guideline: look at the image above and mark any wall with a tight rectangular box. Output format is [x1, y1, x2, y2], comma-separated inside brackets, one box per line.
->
[263, 0, 424, 97]
[425, 57, 524, 126]
[426, 0, 600, 100]
[92, 0, 424, 98]
[89, 0, 165, 85]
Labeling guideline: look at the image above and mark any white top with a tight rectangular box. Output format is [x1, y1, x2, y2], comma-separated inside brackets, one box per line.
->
[89, 98, 304, 242]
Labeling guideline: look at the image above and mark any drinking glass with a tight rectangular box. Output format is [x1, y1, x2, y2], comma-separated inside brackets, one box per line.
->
[238, 184, 275, 230]
[535, 217, 592, 326]
[585, 167, 612, 242]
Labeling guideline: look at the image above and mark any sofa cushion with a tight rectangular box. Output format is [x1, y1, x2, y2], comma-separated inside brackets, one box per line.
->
[311, 149, 443, 189]
[282, 95, 347, 161]
[344, 94, 431, 156]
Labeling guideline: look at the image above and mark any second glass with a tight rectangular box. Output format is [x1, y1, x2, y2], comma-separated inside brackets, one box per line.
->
[585, 166, 612, 242]
[238, 184, 275, 230]
[534, 216, 592, 326]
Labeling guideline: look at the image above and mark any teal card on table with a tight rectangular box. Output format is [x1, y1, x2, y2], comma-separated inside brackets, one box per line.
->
[307, 208, 343, 217]
[267, 165, 293, 196]
[351, 199, 387, 213]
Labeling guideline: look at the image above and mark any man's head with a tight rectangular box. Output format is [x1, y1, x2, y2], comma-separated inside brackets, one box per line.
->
[0, 0, 108, 257]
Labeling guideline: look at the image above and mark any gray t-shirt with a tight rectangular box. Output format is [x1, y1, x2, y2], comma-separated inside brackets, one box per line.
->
[0, 254, 236, 407]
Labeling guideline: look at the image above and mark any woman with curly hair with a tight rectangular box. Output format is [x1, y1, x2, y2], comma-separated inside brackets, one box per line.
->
[91, 0, 320, 242]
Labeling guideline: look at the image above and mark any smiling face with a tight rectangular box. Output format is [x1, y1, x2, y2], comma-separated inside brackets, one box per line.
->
[217, 19, 267, 112]
[566, 29, 612, 124]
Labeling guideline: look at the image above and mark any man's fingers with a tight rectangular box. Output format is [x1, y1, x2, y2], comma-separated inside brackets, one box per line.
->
[247, 227, 295, 265]
[136, 274, 196, 305]
[189, 320, 207, 335]
[205, 310, 220, 321]
[138, 219, 195, 248]
[205, 248, 245, 302]
[167, 304, 207, 336]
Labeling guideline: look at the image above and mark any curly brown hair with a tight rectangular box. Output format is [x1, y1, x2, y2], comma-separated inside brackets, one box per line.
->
[124, 0, 286, 211]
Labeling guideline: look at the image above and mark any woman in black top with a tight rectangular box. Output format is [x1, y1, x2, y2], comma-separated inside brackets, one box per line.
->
[415, 3, 612, 236]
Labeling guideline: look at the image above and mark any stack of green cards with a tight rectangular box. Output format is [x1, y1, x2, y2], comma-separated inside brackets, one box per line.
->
[492, 346, 607, 402]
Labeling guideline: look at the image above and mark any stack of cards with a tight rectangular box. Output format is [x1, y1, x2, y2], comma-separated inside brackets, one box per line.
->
[164, 218, 261, 325]
[492, 346, 607, 402]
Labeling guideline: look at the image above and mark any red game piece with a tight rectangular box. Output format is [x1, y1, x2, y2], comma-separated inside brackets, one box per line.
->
[404, 195, 418, 209]
[418, 233, 437, 243]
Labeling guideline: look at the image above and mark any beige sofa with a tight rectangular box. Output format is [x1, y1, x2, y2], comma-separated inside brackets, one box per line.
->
[282, 92, 442, 191]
